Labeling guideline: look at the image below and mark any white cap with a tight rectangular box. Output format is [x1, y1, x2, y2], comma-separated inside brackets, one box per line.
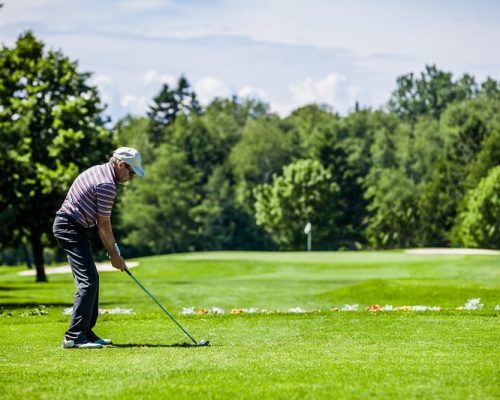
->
[113, 147, 145, 177]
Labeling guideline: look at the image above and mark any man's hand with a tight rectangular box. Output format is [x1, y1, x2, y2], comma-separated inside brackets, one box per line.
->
[97, 215, 127, 271]
[110, 253, 127, 271]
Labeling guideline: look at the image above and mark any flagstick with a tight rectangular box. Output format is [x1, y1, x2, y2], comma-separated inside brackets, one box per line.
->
[304, 222, 312, 252]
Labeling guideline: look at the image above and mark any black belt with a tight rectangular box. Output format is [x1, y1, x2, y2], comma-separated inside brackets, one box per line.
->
[56, 213, 89, 229]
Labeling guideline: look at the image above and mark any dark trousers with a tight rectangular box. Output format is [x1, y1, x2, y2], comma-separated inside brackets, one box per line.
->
[53, 215, 99, 341]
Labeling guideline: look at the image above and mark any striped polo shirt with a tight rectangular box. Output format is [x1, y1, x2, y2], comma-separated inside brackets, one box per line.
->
[57, 162, 118, 228]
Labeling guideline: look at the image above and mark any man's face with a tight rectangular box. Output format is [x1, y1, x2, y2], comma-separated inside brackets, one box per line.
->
[117, 160, 135, 184]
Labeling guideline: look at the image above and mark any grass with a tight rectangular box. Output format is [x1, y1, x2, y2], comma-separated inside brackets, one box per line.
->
[0, 251, 499, 399]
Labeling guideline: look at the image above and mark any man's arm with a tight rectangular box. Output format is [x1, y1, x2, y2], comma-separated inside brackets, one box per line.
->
[97, 215, 127, 271]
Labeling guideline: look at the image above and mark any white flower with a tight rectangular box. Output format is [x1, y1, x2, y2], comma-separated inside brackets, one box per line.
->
[341, 304, 359, 311]
[99, 308, 135, 315]
[495, 305, 500, 310]
[208, 307, 225, 315]
[64, 307, 134, 315]
[382, 305, 394, 311]
[288, 307, 306, 313]
[464, 298, 483, 310]
[410, 305, 441, 311]
[246, 308, 259, 314]
[181, 307, 196, 315]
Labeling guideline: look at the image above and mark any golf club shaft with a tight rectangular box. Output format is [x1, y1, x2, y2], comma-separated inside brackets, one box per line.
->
[125, 269, 198, 345]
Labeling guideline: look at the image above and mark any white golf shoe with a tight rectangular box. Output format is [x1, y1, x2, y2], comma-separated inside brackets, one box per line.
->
[62, 338, 102, 349]
[87, 331, 113, 345]
[93, 337, 112, 345]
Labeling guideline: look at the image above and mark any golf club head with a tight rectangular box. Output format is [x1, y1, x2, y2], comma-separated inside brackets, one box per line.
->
[197, 339, 210, 346]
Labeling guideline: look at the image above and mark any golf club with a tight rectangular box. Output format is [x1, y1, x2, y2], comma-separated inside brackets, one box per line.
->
[124, 268, 210, 347]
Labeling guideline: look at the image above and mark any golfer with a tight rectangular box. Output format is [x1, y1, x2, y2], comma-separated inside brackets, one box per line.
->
[53, 147, 144, 349]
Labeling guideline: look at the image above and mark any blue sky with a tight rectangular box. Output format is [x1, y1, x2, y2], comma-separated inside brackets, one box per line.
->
[1, 0, 499, 122]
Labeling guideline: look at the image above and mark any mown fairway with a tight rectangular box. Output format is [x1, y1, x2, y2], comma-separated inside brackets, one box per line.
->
[1, 251, 499, 399]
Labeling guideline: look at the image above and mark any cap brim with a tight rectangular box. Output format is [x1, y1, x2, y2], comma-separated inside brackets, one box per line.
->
[132, 166, 144, 177]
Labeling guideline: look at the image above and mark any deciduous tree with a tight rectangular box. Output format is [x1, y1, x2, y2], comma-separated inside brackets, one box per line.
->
[254, 159, 339, 249]
[453, 166, 500, 248]
[0, 32, 114, 281]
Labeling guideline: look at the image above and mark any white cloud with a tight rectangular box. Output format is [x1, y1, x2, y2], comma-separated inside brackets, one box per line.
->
[194, 77, 230, 105]
[90, 74, 112, 86]
[120, 0, 173, 12]
[120, 94, 150, 115]
[89, 74, 115, 109]
[3, 1, 494, 123]
[289, 73, 358, 114]
[143, 70, 176, 86]
[269, 100, 296, 118]
[237, 86, 268, 100]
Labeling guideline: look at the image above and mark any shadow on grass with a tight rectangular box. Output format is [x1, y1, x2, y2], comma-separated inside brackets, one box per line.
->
[0, 286, 32, 291]
[111, 342, 207, 348]
[0, 302, 72, 309]
[0, 300, 125, 309]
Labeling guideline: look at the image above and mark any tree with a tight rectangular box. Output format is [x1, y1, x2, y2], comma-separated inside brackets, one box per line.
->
[453, 166, 500, 248]
[418, 158, 457, 246]
[479, 77, 500, 100]
[166, 114, 228, 186]
[365, 168, 420, 248]
[329, 110, 388, 246]
[201, 97, 268, 162]
[0, 32, 114, 281]
[193, 164, 272, 250]
[417, 97, 499, 246]
[284, 104, 339, 158]
[285, 105, 365, 247]
[189, 98, 272, 250]
[254, 159, 339, 249]
[230, 115, 299, 212]
[120, 144, 201, 254]
[388, 65, 477, 122]
[119, 96, 273, 254]
[465, 127, 500, 191]
[147, 76, 201, 145]
[113, 115, 155, 165]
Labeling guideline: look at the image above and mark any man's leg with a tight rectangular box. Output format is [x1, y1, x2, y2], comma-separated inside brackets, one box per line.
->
[86, 287, 113, 345]
[88, 279, 99, 333]
[53, 216, 99, 342]
[67, 254, 99, 341]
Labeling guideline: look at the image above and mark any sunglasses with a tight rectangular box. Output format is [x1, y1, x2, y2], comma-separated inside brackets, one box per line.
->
[124, 163, 136, 175]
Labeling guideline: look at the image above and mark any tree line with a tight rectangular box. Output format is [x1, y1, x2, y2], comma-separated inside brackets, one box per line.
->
[1, 32, 500, 281]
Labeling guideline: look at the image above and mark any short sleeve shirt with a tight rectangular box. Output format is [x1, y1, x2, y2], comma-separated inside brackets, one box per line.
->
[57, 162, 118, 228]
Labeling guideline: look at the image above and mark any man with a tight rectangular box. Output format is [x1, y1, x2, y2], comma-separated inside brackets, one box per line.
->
[53, 147, 144, 349]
